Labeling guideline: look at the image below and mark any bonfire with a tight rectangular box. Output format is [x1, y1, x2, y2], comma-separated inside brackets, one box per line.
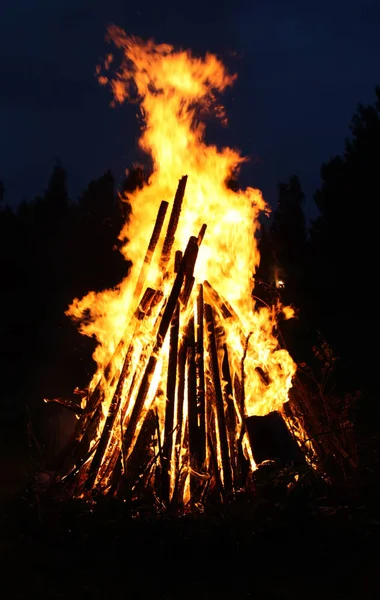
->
[48, 26, 306, 508]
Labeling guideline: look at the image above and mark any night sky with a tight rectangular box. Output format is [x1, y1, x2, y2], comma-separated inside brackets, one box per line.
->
[1, 1, 380, 220]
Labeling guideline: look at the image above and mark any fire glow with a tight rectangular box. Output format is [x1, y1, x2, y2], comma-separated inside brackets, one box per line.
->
[62, 27, 298, 504]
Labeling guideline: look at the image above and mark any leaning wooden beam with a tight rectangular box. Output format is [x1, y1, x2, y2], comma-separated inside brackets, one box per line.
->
[180, 275, 195, 307]
[99, 292, 166, 486]
[133, 200, 169, 304]
[186, 316, 199, 494]
[43, 397, 83, 416]
[122, 236, 199, 467]
[197, 223, 207, 246]
[174, 250, 182, 273]
[69, 288, 155, 433]
[203, 280, 234, 320]
[204, 303, 233, 494]
[221, 343, 238, 485]
[161, 302, 180, 504]
[180, 223, 205, 306]
[67, 199, 169, 466]
[84, 291, 156, 490]
[65, 287, 157, 473]
[207, 428, 224, 502]
[173, 336, 187, 493]
[159, 176, 188, 270]
[207, 305, 240, 467]
[195, 284, 206, 465]
[121, 409, 157, 500]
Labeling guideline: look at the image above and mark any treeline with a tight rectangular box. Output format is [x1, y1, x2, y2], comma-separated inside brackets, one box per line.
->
[257, 86, 380, 405]
[1, 87, 380, 437]
[0, 165, 145, 432]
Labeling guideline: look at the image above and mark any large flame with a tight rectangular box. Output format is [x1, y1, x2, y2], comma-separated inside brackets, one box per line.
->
[67, 26, 296, 459]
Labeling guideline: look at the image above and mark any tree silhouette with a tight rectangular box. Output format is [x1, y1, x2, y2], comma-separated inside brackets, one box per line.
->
[270, 175, 307, 293]
[309, 85, 380, 393]
[0, 180, 5, 203]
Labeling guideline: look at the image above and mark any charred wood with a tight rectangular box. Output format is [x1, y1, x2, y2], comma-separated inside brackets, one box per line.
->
[161, 302, 180, 504]
[204, 303, 233, 493]
[196, 284, 206, 465]
[159, 176, 187, 270]
[43, 397, 83, 416]
[133, 200, 169, 304]
[122, 236, 199, 466]
[245, 410, 304, 466]
[187, 316, 200, 484]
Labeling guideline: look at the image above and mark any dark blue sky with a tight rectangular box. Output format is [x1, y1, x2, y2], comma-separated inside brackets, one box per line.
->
[1, 1, 380, 220]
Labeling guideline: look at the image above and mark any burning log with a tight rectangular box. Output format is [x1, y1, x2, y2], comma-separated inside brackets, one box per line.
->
[71, 196, 168, 456]
[65, 287, 158, 474]
[161, 302, 180, 504]
[204, 280, 233, 320]
[204, 303, 233, 494]
[173, 335, 187, 494]
[186, 316, 200, 480]
[197, 223, 207, 246]
[159, 176, 187, 270]
[43, 397, 83, 416]
[203, 280, 242, 325]
[174, 250, 182, 273]
[245, 411, 304, 466]
[221, 344, 239, 484]
[195, 284, 206, 465]
[99, 290, 166, 485]
[133, 200, 169, 304]
[122, 236, 199, 468]
[180, 223, 204, 306]
[120, 409, 157, 500]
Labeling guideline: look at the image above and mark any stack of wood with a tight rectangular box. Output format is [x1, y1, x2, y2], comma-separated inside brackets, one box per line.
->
[52, 176, 303, 508]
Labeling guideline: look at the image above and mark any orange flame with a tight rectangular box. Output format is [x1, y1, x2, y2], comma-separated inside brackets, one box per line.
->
[67, 27, 296, 467]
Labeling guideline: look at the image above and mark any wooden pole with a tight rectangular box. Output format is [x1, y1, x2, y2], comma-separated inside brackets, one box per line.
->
[221, 343, 238, 486]
[159, 176, 187, 271]
[204, 303, 233, 494]
[197, 223, 207, 246]
[133, 200, 169, 304]
[173, 337, 187, 497]
[186, 315, 199, 495]
[72, 197, 167, 443]
[100, 291, 166, 486]
[84, 288, 161, 489]
[203, 280, 235, 320]
[174, 250, 182, 273]
[122, 236, 199, 466]
[180, 225, 204, 306]
[63, 287, 157, 472]
[161, 302, 180, 504]
[73, 195, 167, 453]
[196, 284, 206, 465]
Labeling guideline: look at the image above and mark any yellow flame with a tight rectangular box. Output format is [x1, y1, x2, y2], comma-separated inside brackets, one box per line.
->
[66, 27, 297, 484]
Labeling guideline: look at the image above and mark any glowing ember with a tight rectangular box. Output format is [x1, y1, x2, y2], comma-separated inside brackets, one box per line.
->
[61, 27, 298, 504]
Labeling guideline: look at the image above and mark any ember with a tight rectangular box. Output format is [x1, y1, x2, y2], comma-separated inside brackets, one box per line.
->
[50, 27, 305, 508]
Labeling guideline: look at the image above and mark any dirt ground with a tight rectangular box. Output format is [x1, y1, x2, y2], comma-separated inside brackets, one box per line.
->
[1, 493, 380, 600]
[1, 433, 379, 600]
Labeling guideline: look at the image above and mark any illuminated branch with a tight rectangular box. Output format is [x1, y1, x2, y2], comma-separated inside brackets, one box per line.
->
[204, 303, 233, 494]
[122, 236, 199, 468]
[161, 302, 180, 504]
[159, 176, 188, 271]
[196, 284, 206, 465]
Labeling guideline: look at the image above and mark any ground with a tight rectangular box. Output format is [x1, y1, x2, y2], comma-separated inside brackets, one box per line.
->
[1, 434, 379, 599]
[2, 491, 380, 599]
